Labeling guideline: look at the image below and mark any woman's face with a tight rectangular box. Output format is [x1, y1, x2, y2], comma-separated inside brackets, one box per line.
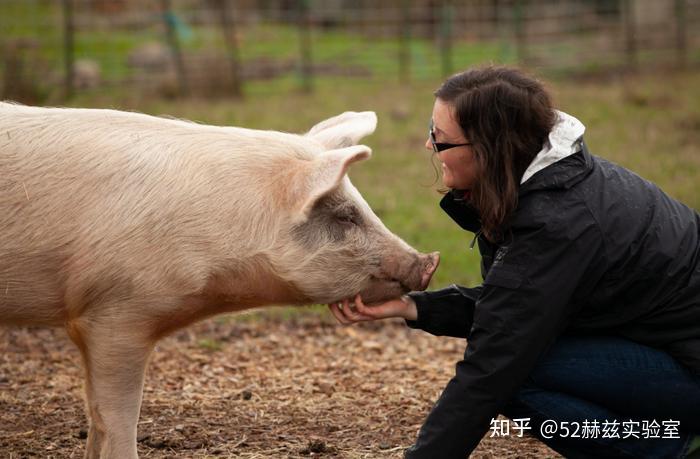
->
[426, 98, 478, 191]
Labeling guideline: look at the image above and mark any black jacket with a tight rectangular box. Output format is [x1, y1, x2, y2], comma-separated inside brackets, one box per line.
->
[404, 143, 700, 458]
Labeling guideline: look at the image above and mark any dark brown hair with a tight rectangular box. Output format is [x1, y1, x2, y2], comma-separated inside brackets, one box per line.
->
[434, 65, 557, 242]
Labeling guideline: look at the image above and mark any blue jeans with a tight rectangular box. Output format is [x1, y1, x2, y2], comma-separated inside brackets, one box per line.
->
[501, 335, 700, 458]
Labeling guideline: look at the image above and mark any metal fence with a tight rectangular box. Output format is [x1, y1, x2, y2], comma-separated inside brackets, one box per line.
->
[1, 0, 698, 102]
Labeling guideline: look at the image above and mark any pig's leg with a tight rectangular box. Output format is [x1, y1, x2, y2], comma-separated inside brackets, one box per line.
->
[84, 333, 152, 459]
[68, 317, 154, 459]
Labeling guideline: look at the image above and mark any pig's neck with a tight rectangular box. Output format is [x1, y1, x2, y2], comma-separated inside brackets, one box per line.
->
[201, 257, 308, 309]
[149, 254, 308, 340]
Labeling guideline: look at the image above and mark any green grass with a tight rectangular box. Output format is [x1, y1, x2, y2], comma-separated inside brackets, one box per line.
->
[197, 338, 223, 352]
[3, 2, 695, 102]
[0, 3, 573, 98]
[65, 70, 700, 315]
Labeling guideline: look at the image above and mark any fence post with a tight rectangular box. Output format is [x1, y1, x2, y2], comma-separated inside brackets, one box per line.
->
[622, 0, 637, 70]
[218, 0, 243, 97]
[298, 0, 313, 93]
[513, 0, 528, 66]
[160, 0, 189, 96]
[62, 0, 75, 99]
[398, 0, 411, 83]
[439, 0, 453, 77]
[675, 0, 687, 69]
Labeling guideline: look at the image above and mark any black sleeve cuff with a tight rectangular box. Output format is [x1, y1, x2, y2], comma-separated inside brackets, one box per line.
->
[404, 284, 481, 339]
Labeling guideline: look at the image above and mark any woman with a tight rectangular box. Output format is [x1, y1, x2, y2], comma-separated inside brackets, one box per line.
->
[328, 66, 700, 458]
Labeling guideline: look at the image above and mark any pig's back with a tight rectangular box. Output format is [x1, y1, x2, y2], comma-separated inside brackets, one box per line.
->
[0, 104, 281, 325]
[0, 103, 209, 244]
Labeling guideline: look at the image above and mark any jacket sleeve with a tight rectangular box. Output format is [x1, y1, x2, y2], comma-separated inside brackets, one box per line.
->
[404, 285, 482, 339]
[405, 213, 605, 458]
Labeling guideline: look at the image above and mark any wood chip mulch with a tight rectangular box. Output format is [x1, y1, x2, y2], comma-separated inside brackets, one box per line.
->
[0, 311, 561, 458]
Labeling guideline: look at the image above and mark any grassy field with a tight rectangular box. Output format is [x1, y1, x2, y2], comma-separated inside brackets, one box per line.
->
[9, 1, 699, 101]
[0, 1, 517, 94]
[62, 69, 700, 315]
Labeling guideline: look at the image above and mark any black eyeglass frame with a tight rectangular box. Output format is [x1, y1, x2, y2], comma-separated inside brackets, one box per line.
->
[429, 120, 472, 153]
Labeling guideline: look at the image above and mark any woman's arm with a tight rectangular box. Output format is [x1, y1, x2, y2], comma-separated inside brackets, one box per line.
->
[328, 284, 482, 339]
[328, 295, 417, 323]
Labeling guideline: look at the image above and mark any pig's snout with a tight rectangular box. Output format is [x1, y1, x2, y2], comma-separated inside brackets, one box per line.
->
[357, 250, 440, 305]
[419, 251, 440, 290]
[386, 252, 440, 291]
[387, 250, 440, 292]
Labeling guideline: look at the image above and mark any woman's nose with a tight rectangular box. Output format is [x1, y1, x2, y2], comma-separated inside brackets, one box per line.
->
[425, 137, 433, 151]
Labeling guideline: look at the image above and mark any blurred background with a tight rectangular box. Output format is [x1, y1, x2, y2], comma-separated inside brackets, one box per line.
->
[2, 0, 699, 100]
[1, 0, 699, 291]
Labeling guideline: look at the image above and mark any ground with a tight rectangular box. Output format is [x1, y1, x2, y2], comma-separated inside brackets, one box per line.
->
[0, 312, 560, 458]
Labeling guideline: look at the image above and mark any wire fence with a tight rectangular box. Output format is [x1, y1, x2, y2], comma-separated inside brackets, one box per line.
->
[1, 0, 699, 102]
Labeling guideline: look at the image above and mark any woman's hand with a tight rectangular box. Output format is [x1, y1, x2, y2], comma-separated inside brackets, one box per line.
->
[327, 294, 417, 325]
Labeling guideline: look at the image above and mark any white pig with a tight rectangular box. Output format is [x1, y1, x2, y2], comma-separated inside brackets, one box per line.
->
[0, 102, 439, 459]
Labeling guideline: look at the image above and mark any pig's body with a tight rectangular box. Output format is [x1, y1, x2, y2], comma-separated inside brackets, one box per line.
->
[2, 104, 314, 330]
[0, 103, 438, 458]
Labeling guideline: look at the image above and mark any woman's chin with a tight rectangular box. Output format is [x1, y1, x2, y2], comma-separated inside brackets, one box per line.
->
[440, 174, 455, 189]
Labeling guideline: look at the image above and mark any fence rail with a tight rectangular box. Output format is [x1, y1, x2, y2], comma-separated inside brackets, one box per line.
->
[1, 0, 698, 102]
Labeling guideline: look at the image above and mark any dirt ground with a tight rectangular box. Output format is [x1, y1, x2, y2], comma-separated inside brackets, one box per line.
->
[0, 312, 561, 458]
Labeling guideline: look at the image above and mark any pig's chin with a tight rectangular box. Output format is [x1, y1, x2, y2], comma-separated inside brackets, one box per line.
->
[356, 276, 409, 305]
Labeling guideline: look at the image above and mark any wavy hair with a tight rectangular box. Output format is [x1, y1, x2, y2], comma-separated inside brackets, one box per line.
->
[434, 66, 557, 242]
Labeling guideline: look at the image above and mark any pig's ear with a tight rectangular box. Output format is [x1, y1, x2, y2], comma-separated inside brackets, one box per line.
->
[297, 144, 371, 217]
[305, 111, 377, 149]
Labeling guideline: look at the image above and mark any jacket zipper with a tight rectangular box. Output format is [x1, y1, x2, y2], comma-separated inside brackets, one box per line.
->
[470, 230, 482, 250]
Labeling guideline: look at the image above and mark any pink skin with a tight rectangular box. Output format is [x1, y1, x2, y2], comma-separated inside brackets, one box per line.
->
[328, 294, 417, 324]
[348, 250, 439, 306]
[421, 253, 440, 289]
[328, 98, 475, 323]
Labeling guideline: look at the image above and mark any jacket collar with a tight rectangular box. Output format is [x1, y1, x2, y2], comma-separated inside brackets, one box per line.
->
[519, 141, 593, 195]
[439, 143, 594, 232]
[440, 189, 481, 232]
[520, 110, 586, 184]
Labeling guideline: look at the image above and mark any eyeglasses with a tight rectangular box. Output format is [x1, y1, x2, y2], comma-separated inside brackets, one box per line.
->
[429, 120, 472, 153]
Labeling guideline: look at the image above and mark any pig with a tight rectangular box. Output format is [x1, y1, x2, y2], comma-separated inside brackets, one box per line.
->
[0, 102, 439, 459]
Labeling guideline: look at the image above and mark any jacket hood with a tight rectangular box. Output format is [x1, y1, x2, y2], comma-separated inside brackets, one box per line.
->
[520, 110, 585, 184]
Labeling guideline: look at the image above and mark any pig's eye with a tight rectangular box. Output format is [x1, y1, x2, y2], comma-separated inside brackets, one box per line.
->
[335, 208, 360, 226]
[336, 214, 355, 225]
